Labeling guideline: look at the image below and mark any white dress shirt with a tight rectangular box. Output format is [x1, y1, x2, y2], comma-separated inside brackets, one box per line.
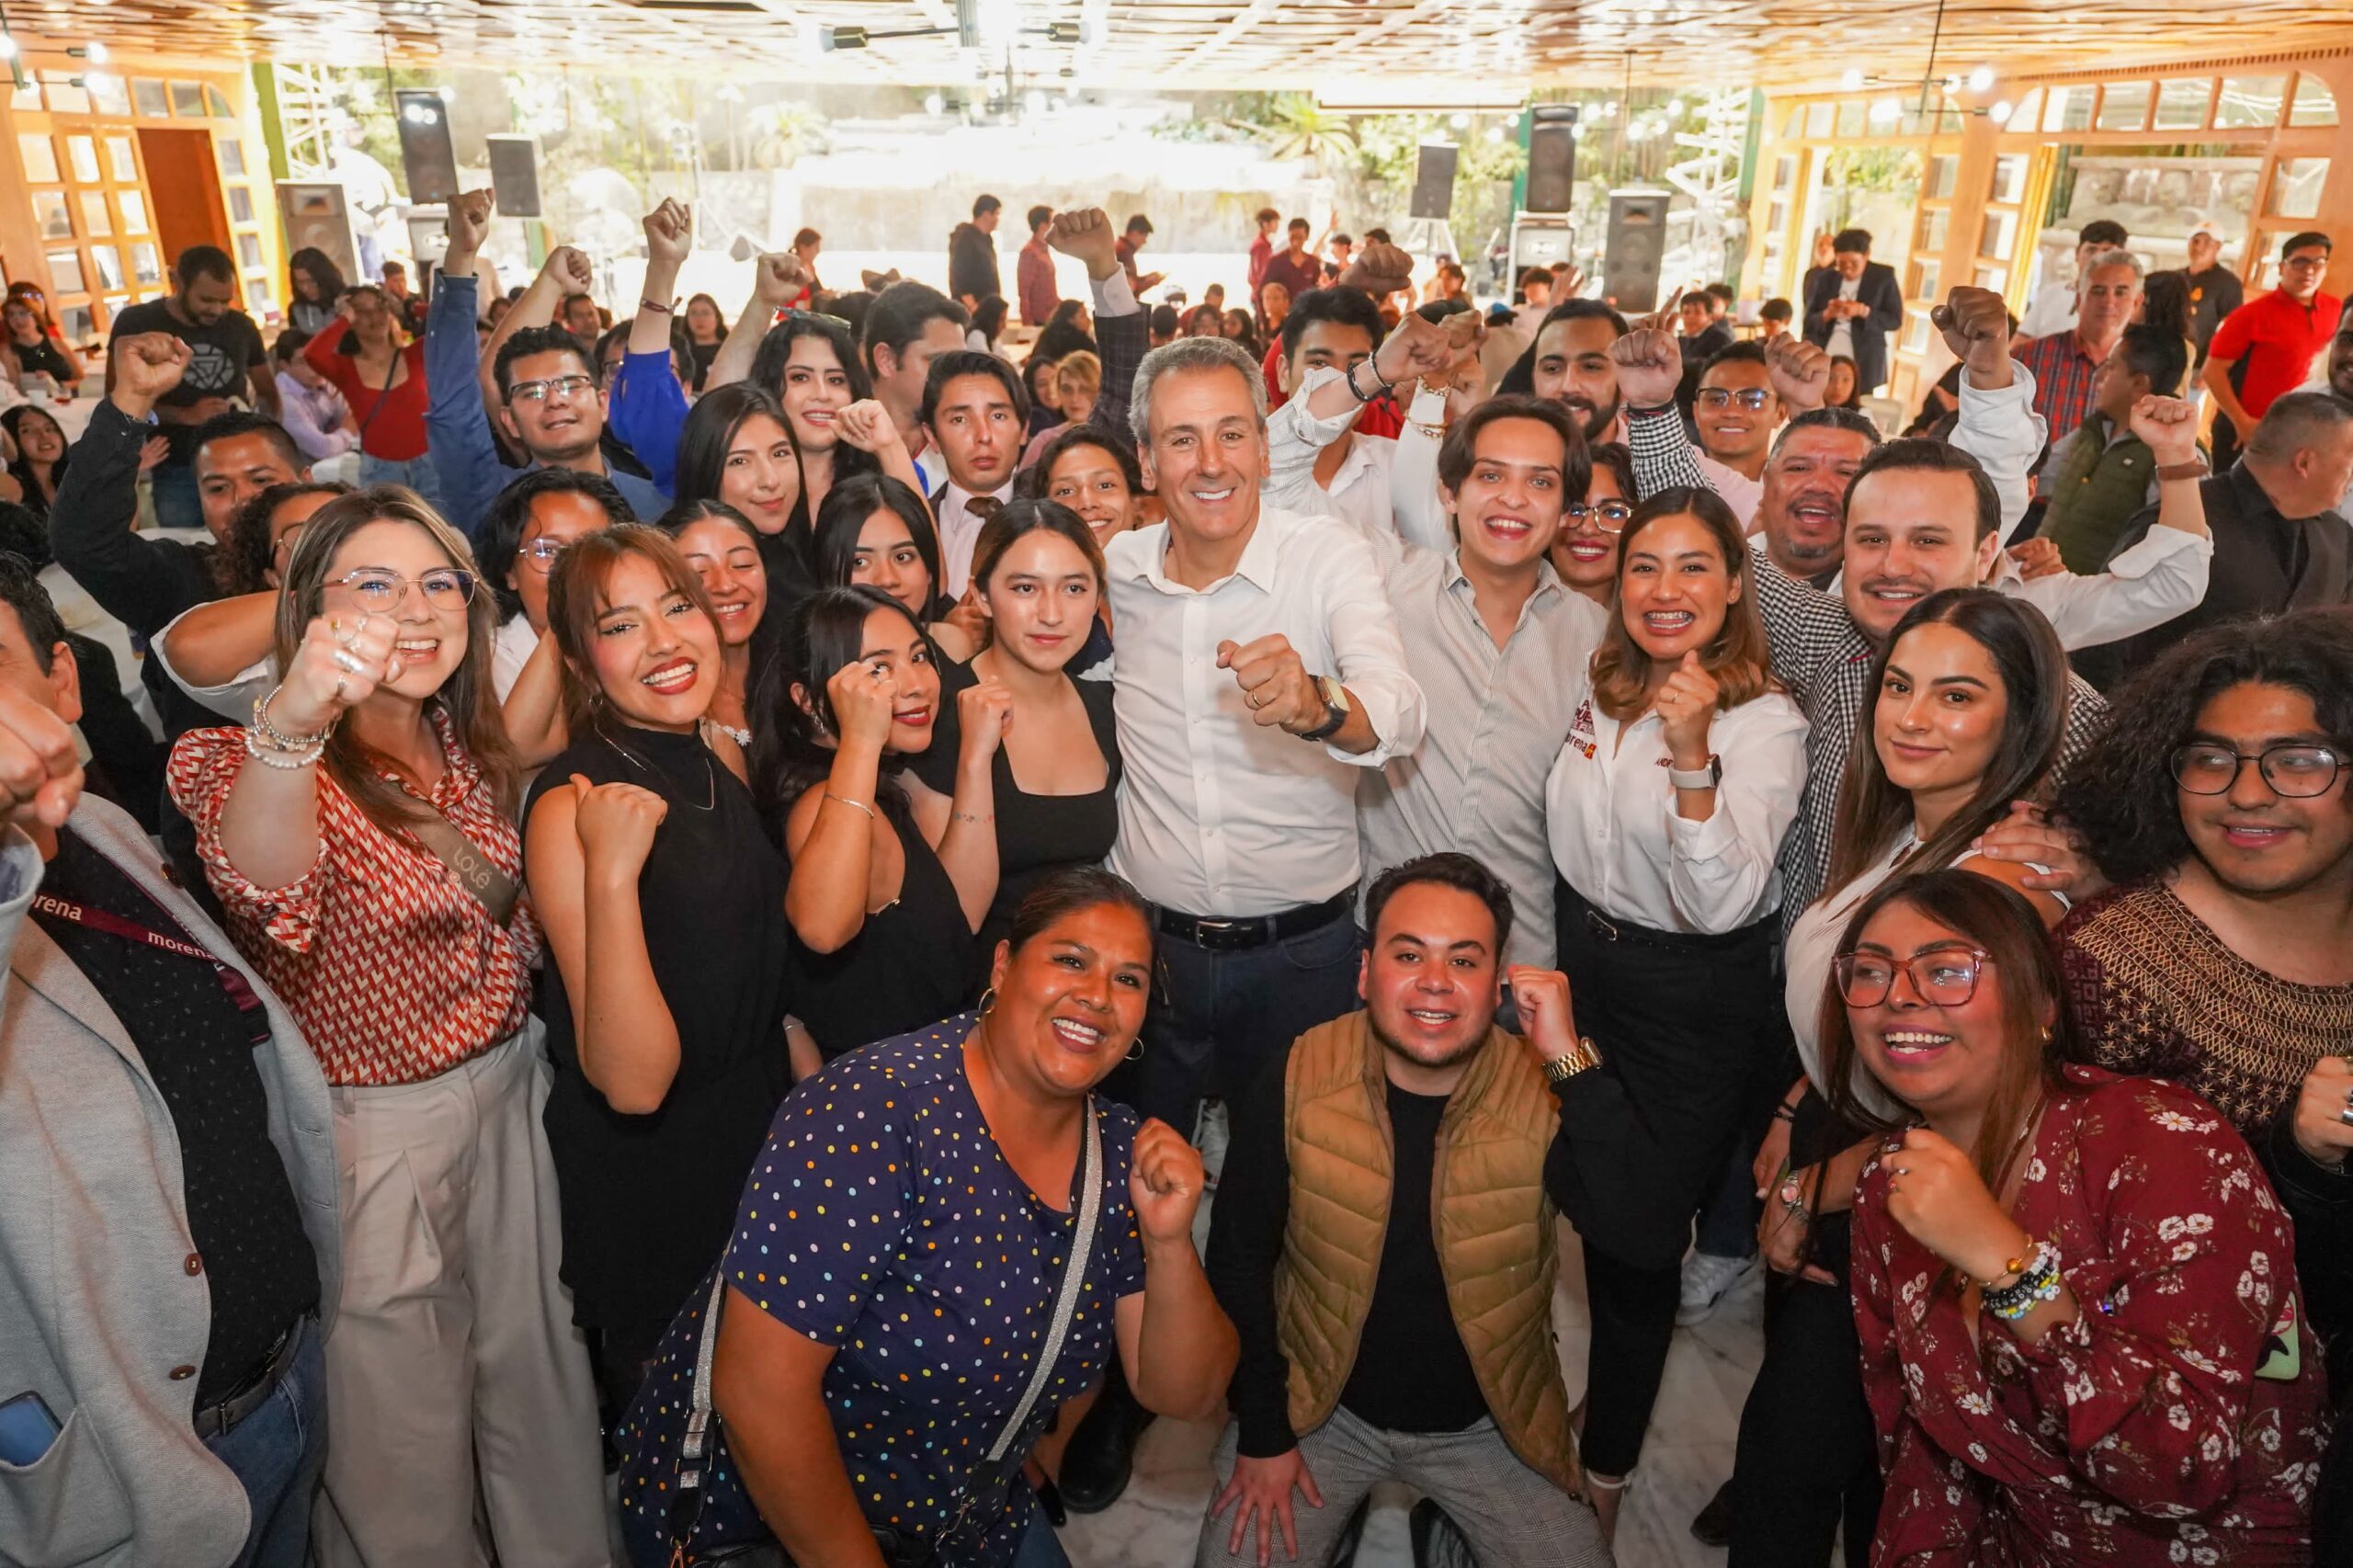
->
[933, 480, 1014, 598]
[494, 612, 538, 703]
[1263, 368, 1400, 544]
[1992, 521, 2211, 650]
[1358, 540, 1608, 969]
[1826, 276, 1861, 359]
[1105, 505, 1427, 918]
[1545, 675, 1810, 935]
[152, 605, 274, 723]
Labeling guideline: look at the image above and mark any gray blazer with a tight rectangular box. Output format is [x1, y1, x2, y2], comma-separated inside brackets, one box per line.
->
[0, 796, 339, 1568]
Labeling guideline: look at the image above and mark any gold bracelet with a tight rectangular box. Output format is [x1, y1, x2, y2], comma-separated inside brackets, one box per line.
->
[823, 791, 875, 819]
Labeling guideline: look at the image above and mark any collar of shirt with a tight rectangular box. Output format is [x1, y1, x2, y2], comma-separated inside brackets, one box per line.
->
[381, 706, 483, 813]
[1119, 506, 1289, 597]
[1440, 548, 1565, 632]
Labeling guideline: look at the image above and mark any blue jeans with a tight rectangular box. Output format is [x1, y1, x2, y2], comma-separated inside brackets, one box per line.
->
[1135, 910, 1365, 1139]
[151, 461, 202, 532]
[358, 452, 447, 512]
[201, 1314, 327, 1568]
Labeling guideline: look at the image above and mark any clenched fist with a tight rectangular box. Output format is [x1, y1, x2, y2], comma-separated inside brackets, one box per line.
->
[1608, 326, 1683, 410]
[1047, 209, 1121, 282]
[1931, 286, 2014, 387]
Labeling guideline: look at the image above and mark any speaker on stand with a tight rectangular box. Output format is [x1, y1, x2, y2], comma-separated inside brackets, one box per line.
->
[1525, 104, 1578, 215]
[392, 90, 460, 206]
[486, 135, 543, 219]
[1602, 188, 1672, 314]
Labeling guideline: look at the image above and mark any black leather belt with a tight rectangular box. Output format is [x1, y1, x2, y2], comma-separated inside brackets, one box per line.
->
[1561, 884, 1776, 955]
[1155, 889, 1356, 952]
[191, 1314, 306, 1440]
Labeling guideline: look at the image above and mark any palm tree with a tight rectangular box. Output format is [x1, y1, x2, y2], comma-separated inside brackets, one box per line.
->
[1258, 93, 1358, 166]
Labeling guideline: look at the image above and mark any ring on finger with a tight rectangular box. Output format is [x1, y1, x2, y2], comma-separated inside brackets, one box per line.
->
[333, 674, 349, 702]
[334, 617, 361, 649]
[332, 647, 368, 676]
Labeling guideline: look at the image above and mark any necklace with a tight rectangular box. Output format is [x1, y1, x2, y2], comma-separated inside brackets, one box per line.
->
[602, 730, 716, 812]
[711, 720, 752, 748]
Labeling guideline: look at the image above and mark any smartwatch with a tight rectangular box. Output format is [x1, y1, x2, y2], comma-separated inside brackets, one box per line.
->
[1668, 754, 1722, 790]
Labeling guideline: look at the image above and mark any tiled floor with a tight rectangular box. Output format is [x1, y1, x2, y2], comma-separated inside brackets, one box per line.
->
[1057, 1224, 1767, 1568]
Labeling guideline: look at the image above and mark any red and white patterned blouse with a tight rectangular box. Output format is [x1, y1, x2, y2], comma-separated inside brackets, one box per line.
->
[167, 709, 540, 1087]
[1851, 1066, 2329, 1567]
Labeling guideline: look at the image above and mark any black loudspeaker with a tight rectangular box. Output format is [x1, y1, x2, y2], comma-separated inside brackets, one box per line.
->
[1409, 142, 1460, 221]
[1526, 105, 1579, 214]
[1603, 188, 1671, 314]
[486, 135, 542, 219]
[393, 90, 460, 205]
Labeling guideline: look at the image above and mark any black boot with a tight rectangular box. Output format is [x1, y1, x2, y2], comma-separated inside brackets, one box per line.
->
[1324, 1495, 1370, 1566]
[1690, 1478, 1733, 1547]
[1056, 1357, 1155, 1513]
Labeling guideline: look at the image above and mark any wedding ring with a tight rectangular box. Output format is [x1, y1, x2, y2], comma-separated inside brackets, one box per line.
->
[332, 648, 367, 676]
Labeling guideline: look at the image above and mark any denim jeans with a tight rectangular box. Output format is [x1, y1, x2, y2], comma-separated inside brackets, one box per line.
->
[1134, 911, 1365, 1141]
[358, 452, 447, 512]
[151, 461, 202, 532]
[201, 1313, 327, 1568]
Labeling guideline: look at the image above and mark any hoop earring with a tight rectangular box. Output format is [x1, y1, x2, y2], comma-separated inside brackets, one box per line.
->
[976, 986, 998, 1018]
[1124, 1035, 1144, 1062]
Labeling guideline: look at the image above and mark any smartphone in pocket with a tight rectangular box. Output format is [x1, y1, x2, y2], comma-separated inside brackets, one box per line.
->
[0, 1390, 63, 1466]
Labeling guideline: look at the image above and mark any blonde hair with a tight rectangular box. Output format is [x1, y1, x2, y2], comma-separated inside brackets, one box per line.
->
[1053, 350, 1101, 407]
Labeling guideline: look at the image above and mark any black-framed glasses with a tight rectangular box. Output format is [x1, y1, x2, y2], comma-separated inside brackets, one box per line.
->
[1835, 948, 1991, 1008]
[1696, 387, 1774, 412]
[506, 373, 596, 404]
[2171, 742, 2344, 798]
[1564, 500, 1633, 533]
[328, 567, 479, 611]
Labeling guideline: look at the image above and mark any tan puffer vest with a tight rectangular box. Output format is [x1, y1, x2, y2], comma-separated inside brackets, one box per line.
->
[1270, 1010, 1577, 1494]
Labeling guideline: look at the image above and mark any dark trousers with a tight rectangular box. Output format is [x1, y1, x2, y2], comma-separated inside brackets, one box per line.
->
[1556, 881, 1779, 1475]
[1134, 909, 1364, 1139]
[1727, 1261, 1881, 1566]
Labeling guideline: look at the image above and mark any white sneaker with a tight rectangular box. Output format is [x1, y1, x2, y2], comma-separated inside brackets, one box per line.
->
[1676, 1251, 1756, 1326]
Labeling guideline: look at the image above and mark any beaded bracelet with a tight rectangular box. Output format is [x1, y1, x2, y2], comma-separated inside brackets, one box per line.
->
[242, 724, 323, 770]
[253, 685, 333, 752]
[1984, 1239, 2063, 1321]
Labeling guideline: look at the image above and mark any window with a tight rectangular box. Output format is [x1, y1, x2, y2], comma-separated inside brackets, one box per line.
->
[2096, 82, 2151, 131]
[9, 79, 40, 112]
[2215, 76, 2286, 130]
[1917, 209, 1949, 253]
[87, 74, 131, 116]
[42, 76, 89, 115]
[91, 246, 124, 290]
[218, 138, 246, 177]
[32, 191, 73, 240]
[17, 134, 59, 183]
[1982, 210, 2018, 261]
[1804, 102, 1835, 138]
[2289, 74, 2338, 128]
[1782, 106, 1804, 138]
[132, 78, 169, 117]
[206, 86, 233, 119]
[107, 136, 138, 181]
[131, 243, 162, 285]
[236, 233, 265, 270]
[1834, 101, 1866, 138]
[169, 81, 205, 118]
[65, 136, 99, 183]
[2006, 89, 2043, 131]
[1912, 259, 1941, 303]
[2153, 79, 2210, 130]
[1926, 154, 1957, 199]
[244, 279, 273, 313]
[1973, 264, 2007, 295]
[2266, 158, 2330, 220]
[2041, 85, 2094, 132]
[229, 187, 255, 224]
[46, 250, 86, 295]
[79, 191, 112, 237]
[119, 191, 149, 233]
[1988, 154, 2028, 206]
[60, 305, 95, 344]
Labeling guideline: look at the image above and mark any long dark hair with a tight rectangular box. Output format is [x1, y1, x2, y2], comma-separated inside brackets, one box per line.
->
[1821, 868, 2082, 1195]
[676, 382, 798, 513]
[288, 246, 347, 305]
[810, 472, 950, 621]
[1034, 300, 1097, 362]
[0, 404, 69, 521]
[1824, 589, 2070, 896]
[1587, 486, 1775, 722]
[2055, 609, 2353, 886]
[746, 585, 925, 834]
[545, 524, 722, 737]
[749, 312, 874, 407]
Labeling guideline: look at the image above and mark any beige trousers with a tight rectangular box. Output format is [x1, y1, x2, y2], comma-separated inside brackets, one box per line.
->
[312, 1018, 613, 1568]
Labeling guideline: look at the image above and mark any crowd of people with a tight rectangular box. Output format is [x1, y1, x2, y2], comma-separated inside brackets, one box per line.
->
[0, 171, 2350, 1568]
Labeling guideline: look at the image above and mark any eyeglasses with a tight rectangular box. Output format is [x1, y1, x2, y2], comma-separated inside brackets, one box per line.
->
[518, 537, 569, 574]
[1563, 500, 1633, 533]
[1696, 388, 1774, 412]
[271, 522, 309, 562]
[2171, 742, 2344, 798]
[506, 373, 596, 404]
[328, 567, 479, 611]
[1836, 948, 1992, 1009]
[2281, 255, 2330, 271]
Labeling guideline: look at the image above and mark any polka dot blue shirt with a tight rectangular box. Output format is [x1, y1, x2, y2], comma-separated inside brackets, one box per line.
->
[619, 1017, 1145, 1567]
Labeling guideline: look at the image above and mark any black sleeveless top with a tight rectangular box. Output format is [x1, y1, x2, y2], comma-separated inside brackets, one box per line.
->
[913, 656, 1122, 986]
[784, 795, 974, 1062]
[525, 723, 790, 1333]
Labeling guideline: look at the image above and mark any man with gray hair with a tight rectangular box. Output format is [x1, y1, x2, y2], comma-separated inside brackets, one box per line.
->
[2082, 390, 2353, 684]
[2016, 244, 2144, 449]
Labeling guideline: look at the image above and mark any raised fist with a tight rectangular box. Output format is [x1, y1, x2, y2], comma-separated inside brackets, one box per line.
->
[752, 252, 807, 308]
[1047, 209, 1120, 281]
[1608, 327, 1684, 410]
[1931, 286, 2013, 382]
[642, 199, 693, 267]
[1338, 242, 1414, 299]
[109, 333, 191, 406]
[541, 245, 594, 294]
[444, 187, 495, 257]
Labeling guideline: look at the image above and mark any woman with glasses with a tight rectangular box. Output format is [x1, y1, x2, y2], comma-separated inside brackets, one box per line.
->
[523, 526, 789, 1421]
[1547, 441, 1635, 605]
[166, 488, 610, 1567]
[2053, 611, 2353, 1476]
[1726, 587, 2073, 1568]
[2, 295, 84, 397]
[1540, 486, 1807, 1539]
[1822, 868, 2329, 1565]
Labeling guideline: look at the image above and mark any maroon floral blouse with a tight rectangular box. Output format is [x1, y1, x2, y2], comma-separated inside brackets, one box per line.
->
[1851, 1066, 2331, 1566]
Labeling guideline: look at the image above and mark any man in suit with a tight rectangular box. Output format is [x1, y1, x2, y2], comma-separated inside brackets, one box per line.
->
[1802, 228, 1904, 396]
[0, 556, 338, 1568]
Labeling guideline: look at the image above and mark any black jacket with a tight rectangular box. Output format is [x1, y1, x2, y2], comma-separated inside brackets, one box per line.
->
[1802, 262, 1904, 396]
[948, 223, 1000, 305]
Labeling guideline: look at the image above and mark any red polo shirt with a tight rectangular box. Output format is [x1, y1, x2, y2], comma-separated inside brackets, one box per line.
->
[2209, 288, 2345, 420]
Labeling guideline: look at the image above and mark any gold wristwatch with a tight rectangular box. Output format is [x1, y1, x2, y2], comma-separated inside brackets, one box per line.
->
[1544, 1037, 1601, 1085]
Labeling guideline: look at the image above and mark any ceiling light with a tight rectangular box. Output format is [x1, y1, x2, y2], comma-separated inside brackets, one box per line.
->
[1869, 97, 1902, 124]
[1988, 99, 2014, 124]
[85, 40, 109, 64]
[1449, 111, 1470, 129]
[1968, 65, 1995, 93]
[924, 91, 944, 115]
[1838, 67, 1864, 93]
[0, 34, 17, 60]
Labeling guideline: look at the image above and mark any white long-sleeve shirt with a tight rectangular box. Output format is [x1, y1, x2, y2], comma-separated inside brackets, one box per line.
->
[1105, 505, 1427, 918]
[1545, 675, 1810, 934]
[1262, 366, 1398, 543]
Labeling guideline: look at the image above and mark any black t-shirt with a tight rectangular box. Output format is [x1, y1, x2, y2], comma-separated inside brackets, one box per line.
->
[107, 299, 266, 462]
[10, 335, 78, 385]
[29, 827, 318, 1407]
